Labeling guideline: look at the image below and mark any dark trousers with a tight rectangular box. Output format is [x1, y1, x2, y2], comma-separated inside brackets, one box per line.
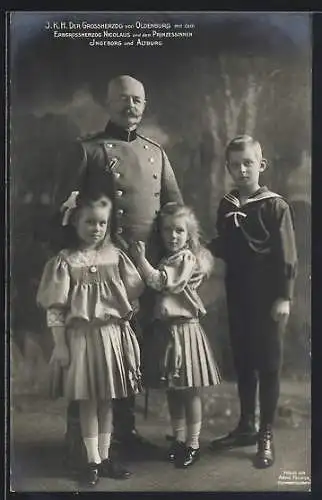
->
[226, 280, 286, 430]
[235, 362, 281, 429]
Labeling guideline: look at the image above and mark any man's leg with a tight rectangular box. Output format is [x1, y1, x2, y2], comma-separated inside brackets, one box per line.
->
[112, 396, 136, 442]
[111, 315, 140, 444]
[65, 401, 87, 473]
[111, 315, 158, 454]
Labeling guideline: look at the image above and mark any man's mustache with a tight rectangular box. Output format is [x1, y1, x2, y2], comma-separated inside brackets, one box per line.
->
[122, 108, 140, 117]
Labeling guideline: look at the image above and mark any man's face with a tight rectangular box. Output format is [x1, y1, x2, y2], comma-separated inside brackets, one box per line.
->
[107, 78, 146, 130]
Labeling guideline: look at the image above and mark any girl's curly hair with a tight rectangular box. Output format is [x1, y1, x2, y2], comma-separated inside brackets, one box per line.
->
[159, 202, 214, 278]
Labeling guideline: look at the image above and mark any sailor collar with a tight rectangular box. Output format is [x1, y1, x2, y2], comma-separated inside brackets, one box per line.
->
[224, 186, 281, 209]
[223, 187, 282, 227]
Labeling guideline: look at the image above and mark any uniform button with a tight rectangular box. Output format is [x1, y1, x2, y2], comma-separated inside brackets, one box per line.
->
[149, 157, 155, 163]
[144, 144, 149, 149]
[89, 266, 97, 273]
[117, 227, 123, 234]
[116, 190, 123, 197]
[117, 209, 124, 215]
[154, 192, 160, 197]
[153, 173, 158, 179]
[113, 172, 121, 179]
[106, 143, 114, 148]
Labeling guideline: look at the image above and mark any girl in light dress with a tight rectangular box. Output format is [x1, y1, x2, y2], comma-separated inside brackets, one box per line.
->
[131, 202, 221, 468]
[37, 191, 144, 487]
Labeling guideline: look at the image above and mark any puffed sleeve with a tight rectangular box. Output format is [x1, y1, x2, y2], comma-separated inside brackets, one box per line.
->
[160, 251, 196, 294]
[118, 250, 145, 302]
[160, 149, 183, 206]
[36, 254, 71, 310]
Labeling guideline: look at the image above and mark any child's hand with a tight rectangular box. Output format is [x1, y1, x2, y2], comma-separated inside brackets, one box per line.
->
[271, 298, 290, 322]
[130, 241, 146, 262]
[173, 344, 182, 378]
[50, 343, 70, 368]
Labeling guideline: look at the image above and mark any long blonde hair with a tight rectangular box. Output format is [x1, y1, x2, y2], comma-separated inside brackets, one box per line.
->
[159, 202, 214, 278]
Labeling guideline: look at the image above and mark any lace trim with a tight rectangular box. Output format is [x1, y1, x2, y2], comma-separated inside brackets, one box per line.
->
[47, 308, 65, 327]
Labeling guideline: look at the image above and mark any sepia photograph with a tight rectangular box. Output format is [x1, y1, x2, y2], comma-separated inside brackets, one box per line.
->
[9, 10, 311, 492]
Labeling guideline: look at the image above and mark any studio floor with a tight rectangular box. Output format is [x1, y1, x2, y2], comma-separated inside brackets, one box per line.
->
[10, 380, 311, 493]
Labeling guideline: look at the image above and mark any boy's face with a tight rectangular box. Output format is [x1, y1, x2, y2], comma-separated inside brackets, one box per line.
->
[226, 146, 266, 191]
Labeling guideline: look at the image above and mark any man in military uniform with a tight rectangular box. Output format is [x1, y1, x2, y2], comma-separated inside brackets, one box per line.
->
[58, 75, 183, 461]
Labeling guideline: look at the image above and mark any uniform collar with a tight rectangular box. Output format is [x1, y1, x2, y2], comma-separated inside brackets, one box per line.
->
[104, 121, 137, 142]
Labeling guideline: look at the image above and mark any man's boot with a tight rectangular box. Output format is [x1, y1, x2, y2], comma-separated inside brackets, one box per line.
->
[112, 396, 158, 456]
[64, 401, 87, 474]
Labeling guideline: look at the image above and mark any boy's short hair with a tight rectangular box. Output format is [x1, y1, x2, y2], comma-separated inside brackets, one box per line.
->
[225, 135, 263, 162]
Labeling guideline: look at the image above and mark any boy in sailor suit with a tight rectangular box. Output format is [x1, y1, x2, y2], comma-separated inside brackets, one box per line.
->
[208, 135, 297, 469]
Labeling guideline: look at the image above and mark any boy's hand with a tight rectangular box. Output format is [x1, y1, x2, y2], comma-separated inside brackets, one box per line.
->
[50, 343, 70, 368]
[130, 241, 146, 262]
[271, 298, 290, 322]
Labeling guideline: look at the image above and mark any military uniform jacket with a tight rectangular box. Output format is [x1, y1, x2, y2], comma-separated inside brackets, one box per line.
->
[209, 186, 298, 301]
[62, 121, 182, 256]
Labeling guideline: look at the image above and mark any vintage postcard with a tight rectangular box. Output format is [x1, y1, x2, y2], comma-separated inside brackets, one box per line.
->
[9, 11, 311, 492]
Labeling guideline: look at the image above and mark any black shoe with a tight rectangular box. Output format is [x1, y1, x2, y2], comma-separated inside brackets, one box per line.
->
[177, 447, 200, 468]
[99, 458, 132, 479]
[253, 426, 275, 469]
[79, 462, 100, 487]
[166, 440, 186, 462]
[210, 423, 258, 450]
[114, 430, 158, 453]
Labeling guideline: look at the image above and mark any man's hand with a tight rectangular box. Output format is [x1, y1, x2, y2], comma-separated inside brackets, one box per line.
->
[271, 298, 291, 322]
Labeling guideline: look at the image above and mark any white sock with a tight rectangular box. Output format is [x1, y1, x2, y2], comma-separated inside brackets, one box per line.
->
[83, 436, 101, 464]
[171, 417, 186, 443]
[186, 421, 202, 449]
[98, 432, 111, 461]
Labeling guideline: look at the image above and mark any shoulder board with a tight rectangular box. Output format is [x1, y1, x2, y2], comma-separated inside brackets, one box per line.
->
[77, 131, 103, 142]
[136, 133, 162, 149]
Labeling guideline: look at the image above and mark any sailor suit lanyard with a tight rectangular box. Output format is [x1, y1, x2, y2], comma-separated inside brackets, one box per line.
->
[224, 190, 282, 228]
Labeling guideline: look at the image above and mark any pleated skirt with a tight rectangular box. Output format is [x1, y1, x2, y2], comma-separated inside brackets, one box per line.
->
[144, 319, 221, 389]
[49, 321, 141, 401]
